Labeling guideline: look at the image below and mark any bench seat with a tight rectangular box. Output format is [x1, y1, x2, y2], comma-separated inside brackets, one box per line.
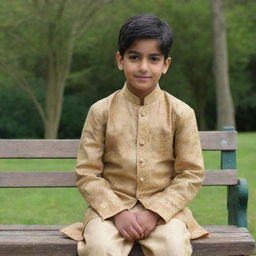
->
[0, 225, 255, 256]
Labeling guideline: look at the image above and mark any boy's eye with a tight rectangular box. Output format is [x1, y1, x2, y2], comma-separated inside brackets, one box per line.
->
[128, 55, 138, 61]
[151, 56, 160, 62]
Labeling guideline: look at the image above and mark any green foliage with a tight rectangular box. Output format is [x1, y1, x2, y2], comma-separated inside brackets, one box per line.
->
[226, 1, 256, 130]
[0, 85, 43, 138]
[0, 0, 255, 138]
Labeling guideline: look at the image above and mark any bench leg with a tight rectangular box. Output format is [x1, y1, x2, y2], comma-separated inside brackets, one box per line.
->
[227, 178, 248, 227]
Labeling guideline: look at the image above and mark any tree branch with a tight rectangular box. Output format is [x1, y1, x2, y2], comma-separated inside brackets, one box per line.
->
[56, 0, 68, 21]
[72, 1, 99, 38]
[73, 0, 113, 39]
[0, 60, 47, 125]
[5, 30, 40, 55]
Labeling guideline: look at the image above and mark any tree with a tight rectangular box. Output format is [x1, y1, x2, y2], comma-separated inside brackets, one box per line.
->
[164, 0, 213, 130]
[0, 0, 111, 138]
[211, 0, 236, 129]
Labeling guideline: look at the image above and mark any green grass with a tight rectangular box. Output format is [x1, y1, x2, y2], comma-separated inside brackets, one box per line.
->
[0, 133, 255, 239]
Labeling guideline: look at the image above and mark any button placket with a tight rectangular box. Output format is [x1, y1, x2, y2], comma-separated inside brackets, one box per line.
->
[137, 107, 149, 196]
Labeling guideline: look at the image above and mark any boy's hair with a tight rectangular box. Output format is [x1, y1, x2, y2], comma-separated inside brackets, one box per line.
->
[118, 14, 173, 59]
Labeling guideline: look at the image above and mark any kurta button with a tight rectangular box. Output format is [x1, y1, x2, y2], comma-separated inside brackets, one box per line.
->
[139, 158, 144, 163]
[139, 139, 145, 146]
[139, 177, 144, 182]
[140, 110, 146, 117]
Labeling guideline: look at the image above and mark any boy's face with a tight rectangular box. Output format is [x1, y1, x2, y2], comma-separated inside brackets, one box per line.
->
[116, 39, 171, 98]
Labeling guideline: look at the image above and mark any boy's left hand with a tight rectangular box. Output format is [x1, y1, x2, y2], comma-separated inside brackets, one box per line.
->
[133, 210, 160, 239]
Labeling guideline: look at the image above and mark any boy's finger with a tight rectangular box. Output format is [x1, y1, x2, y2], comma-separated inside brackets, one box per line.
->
[128, 226, 141, 240]
[132, 221, 144, 238]
[122, 230, 133, 242]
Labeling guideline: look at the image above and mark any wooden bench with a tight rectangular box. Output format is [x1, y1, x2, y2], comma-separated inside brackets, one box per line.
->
[0, 129, 255, 256]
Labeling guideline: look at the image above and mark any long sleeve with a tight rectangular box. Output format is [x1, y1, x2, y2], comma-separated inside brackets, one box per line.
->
[76, 105, 127, 220]
[144, 108, 204, 223]
[62, 86, 208, 241]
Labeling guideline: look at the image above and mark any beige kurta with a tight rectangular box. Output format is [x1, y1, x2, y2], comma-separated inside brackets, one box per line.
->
[60, 83, 208, 241]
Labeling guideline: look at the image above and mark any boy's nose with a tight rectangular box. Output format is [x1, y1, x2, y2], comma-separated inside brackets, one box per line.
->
[138, 60, 149, 72]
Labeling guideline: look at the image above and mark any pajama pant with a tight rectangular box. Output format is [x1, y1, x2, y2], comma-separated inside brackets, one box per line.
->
[77, 203, 192, 256]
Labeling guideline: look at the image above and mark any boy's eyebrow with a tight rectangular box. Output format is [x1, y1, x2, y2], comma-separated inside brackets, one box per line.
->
[126, 50, 162, 56]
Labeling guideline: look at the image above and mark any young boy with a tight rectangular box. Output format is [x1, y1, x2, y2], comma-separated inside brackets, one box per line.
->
[61, 13, 208, 256]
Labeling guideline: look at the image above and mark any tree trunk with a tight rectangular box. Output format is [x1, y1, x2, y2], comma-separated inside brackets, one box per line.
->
[44, 79, 64, 139]
[212, 0, 236, 130]
[44, 51, 71, 139]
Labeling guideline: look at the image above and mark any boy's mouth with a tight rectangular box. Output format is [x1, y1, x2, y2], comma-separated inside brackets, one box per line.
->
[134, 75, 151, 80]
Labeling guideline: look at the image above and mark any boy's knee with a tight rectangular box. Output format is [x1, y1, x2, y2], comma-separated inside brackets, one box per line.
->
[166, 236, 192, 256]
[165, 219, 192, 256]
[78, 217, 131, 256]
[79, 239, 113, 255]
[81, 219, 114, 255]
[78, 236, 132, 256]
[146, 236, 192, 256]
[143, 218, 192, 256]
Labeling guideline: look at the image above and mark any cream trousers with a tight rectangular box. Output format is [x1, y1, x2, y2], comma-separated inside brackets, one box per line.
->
[77, 204, 192, 256]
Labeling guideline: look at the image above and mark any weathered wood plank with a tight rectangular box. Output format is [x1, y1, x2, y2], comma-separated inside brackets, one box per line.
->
[0, 225, 250, 233]
[191, 231, 256, 256]
[0, 231, 252, 239]
[0, 170, 238, 188]
[203, 169, 238, 186]
[0, 235, 75, 243]
[203, 225, 251, 233]
[0, 225, 255, 256]
[0, 132, 237, 159]
[0, 241, 77, 256]
[0, 231, 63, 236]
[0, 171, 76, 187]
[199, 131, 237, 150]
[0, 225, 65, 231]
[0, 139, 80, 159]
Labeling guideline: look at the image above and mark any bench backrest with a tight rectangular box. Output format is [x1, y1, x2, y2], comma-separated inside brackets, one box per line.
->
[0, 130, 237, 188]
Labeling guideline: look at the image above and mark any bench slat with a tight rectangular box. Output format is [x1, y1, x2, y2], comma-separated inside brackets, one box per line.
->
[0, 231, 63, 236]
[0, 231, 252, 238]
[0, 139, 80, 159]
[199, 131, 237, 150]
[0, 224, 248, 232]
[203, 169, 238, 185]
[0, 225, 254, 256]
[0, 224, 249, 233]
[0, 225, 66, 231]
[0, 170, 238, 187]
[0, 132, 237, 159]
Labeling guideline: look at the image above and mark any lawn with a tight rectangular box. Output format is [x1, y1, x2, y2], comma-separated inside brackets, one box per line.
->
[0, 132, 255, 239]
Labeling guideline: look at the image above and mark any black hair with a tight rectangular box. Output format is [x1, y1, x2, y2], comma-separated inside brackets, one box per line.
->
[118, 14, 173, 59]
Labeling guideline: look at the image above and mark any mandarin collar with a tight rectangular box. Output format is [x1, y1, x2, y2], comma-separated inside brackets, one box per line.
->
[122, 82, 163, 106]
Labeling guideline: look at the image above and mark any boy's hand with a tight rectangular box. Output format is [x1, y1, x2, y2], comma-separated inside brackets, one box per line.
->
[113, 210, 144, 241]
[133, 210, 160, 238]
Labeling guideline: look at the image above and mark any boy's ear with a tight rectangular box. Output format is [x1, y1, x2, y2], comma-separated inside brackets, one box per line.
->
[163, 57, 172, 74]
[115, 52, 124, 70]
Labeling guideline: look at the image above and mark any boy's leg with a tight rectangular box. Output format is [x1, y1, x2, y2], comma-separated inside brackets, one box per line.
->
[139, 217, 192, 256]
[77, 217, 134, 256]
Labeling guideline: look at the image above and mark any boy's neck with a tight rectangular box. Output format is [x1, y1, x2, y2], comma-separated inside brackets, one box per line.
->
[126, 84, 157, 106]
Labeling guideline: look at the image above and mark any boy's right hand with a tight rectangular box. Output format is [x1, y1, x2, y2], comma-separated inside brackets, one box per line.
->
[113, 210, 144, 241]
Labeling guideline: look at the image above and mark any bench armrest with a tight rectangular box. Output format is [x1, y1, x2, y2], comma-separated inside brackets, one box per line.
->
[227, 178, 248, 227]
